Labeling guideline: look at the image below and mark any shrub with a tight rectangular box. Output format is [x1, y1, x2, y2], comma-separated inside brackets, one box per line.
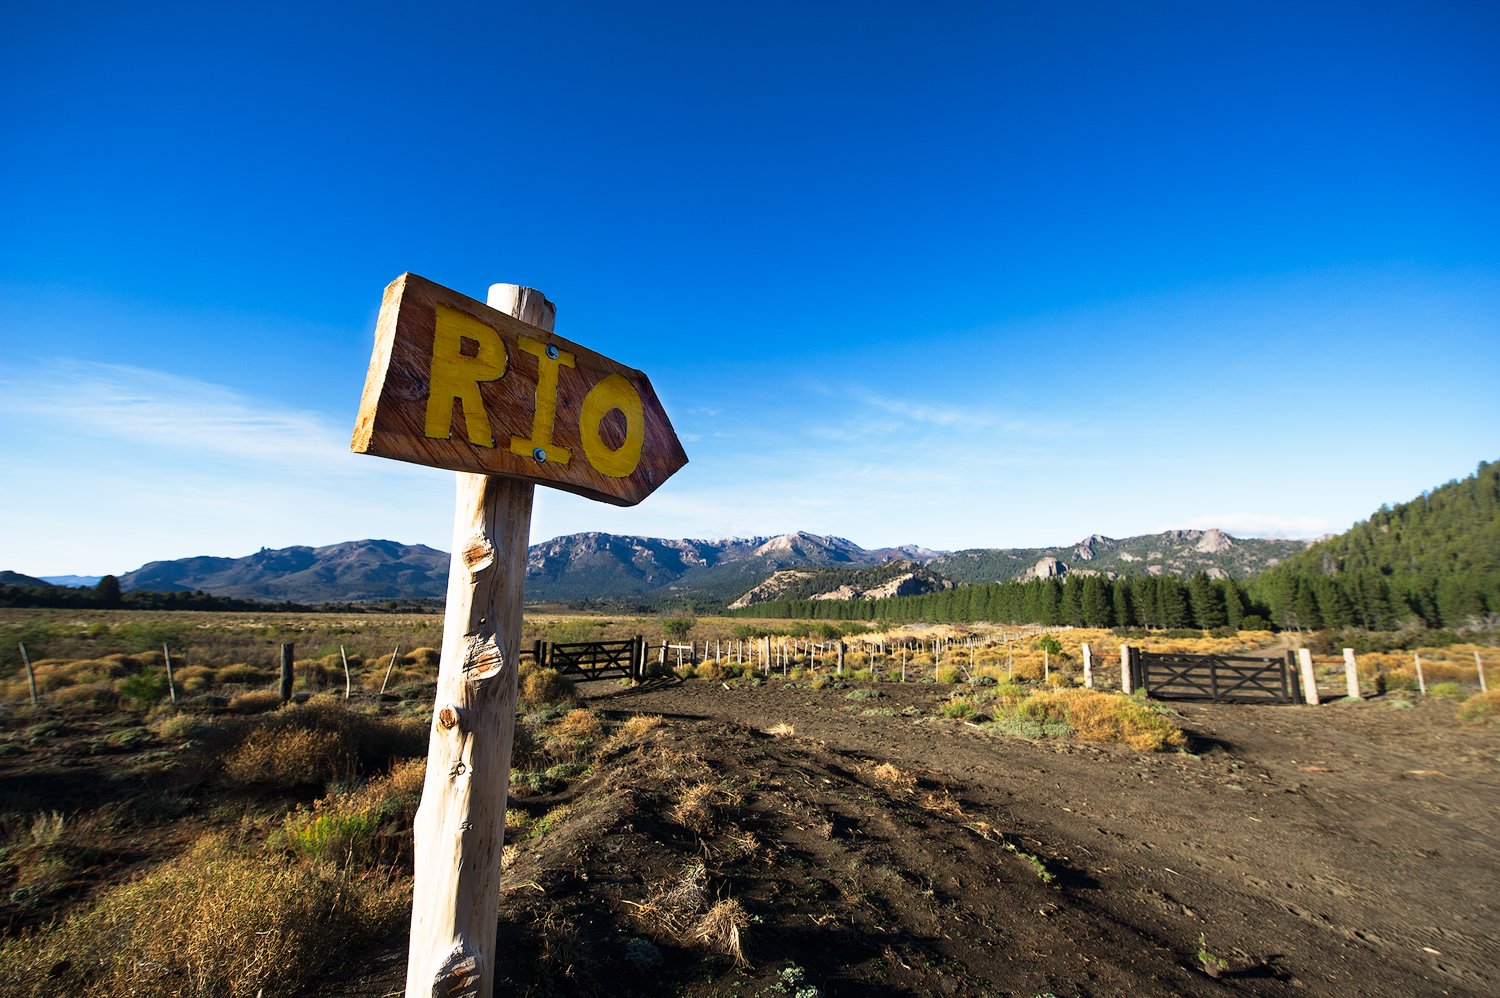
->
[1385, 669, 1419, 691]
[520, 668, 578, 706]
[228, 690, 283, 714]
[116, 671, 167, 711]
[0, 833, 404, 996]
[222, 702, 426, 786]
[223, 727, 351, 787]
[215, 663, 271, 685]
[553, 708, 603, 748]
[1457, 690, 1500, 723]
[153, 713, 209, 742]
[940, 696, 979, 720]
[1428, 681, 1464, 698]
[662, 617, 695, 641]
[50, 682, 118, 712]
[935, 667, 963, 685]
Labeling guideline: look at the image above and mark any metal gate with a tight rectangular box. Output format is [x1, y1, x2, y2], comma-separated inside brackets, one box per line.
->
[1133, 650, 1298, 704]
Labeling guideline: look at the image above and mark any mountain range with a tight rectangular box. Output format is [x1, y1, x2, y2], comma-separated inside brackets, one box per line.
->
[4, 527, 1311, 608]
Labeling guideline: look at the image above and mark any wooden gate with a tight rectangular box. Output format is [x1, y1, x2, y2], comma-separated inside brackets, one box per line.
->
[533, 637, 644, 681]
[1132, 649, 1298, 704]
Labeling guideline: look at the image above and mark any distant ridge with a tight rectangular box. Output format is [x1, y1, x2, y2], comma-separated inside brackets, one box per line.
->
[81, 526, 1309, 607]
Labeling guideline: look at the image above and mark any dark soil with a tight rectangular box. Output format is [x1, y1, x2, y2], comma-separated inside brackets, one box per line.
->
[331, 678, 1500, 997]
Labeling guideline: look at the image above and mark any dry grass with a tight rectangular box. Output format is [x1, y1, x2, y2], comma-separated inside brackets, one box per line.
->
[625, 859, 746, 963]
[870, 762, 917, 794]
[983, 688, 1187, 752]
[223, 727, 351, 786]
[0, 833, 406, 997]
[227, 689, 282, 713]
[669, 781, 743, 836]
[220, 701, 427, 786]
[553, 708, 603, 747]
[763, 722, 795, 737]
[602, 714, 664, 754]
[520, 667, 579, 706]
[1457, 690, 1500, 724]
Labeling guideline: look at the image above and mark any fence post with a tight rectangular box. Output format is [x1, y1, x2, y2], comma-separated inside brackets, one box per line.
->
[837, 641, 845, 676]
[1414, 652, 1426, 695]
[1081, 643, 1093, 688]
[1477, 650, 1489, 694]
[1119, 644, 1133, 694]
[1342, 648, 1360, 699]
[279, 643, 294, 702]
[163, 642, 178, 704]
[18, 643, 37, 706]
[1297, 648, 1320, 705]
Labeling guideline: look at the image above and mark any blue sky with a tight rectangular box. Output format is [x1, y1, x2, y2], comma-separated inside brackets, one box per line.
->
[2, 1, 1497, 576]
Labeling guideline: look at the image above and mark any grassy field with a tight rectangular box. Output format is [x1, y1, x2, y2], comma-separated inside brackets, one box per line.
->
[1, 607, 1497, 994]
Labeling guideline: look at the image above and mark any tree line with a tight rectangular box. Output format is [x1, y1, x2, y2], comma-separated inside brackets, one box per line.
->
[730, 566, 1498, 633]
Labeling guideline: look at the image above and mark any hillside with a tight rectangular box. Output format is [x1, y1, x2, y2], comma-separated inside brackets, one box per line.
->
[526, 531, 886, 606]
[932, 528, 1310, 584]
[33, 526, 1315, 607]
[121, 540, 450, 603]
[1251, 460, 1500, 630]
[726, 561, 951, 609]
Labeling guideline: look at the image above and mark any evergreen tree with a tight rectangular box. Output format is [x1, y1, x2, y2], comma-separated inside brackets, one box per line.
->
[1156, 578, 1191, 629]
[1059, 575, 1085, 626]
[94, 575, 122, 608]
[1081, 575, 1112, 627]
[1112, 579, 1134, 627]
[1187, 572, 1227, 629]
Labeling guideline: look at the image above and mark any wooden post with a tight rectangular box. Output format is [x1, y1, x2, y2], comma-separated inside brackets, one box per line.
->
[162, 642, 177, 704]
[1342, 647, 1360, 700]
[1297, 648, 1320, 705]
[1120, 644, 1133, 694]
[405, 284, 552, 998]
[279, 643, 294, 702]
[1081, 643, 1093, 689]
[837, 640, 845, 676]
[763, 636, 771, 676]
[1414, 652, 1426, 695]
[18, 643, 37, 706]
[341, 645, 352, 700]
[1477, 650, 1488, 694]
[380, 645, 401, 697]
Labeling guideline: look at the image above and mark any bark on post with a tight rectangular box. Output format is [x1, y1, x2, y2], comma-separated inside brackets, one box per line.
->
[1119, 644, 1133, 694]
[279, 643, 294, 702]
[405, 284, 553, 998]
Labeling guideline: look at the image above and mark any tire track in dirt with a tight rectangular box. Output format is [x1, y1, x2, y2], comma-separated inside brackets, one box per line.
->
[589, 678, 1500, 996]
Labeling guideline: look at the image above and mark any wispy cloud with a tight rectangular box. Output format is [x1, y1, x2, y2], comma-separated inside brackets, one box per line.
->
[1183, 513, 1339, 539]
[0, 359, 354, 471]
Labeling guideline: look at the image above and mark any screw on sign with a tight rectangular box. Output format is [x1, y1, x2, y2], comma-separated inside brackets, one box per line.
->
[351, 274, 687, 998]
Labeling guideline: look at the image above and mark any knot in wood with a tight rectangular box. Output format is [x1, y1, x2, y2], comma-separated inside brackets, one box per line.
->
[437, 705, 465, 731]
[462, 534, 495, 574]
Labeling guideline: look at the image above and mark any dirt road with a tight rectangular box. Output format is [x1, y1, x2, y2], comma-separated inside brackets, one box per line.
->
[584, 677, 1500, 996]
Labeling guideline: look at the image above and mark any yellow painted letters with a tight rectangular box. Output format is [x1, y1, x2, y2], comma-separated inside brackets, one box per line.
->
[424, 305, 506, 446]
[579, 374, 645, 478]
[509, 336, 576, 465]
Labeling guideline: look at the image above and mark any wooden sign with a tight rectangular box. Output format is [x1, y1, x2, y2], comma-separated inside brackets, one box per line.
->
[352, 277, 686, 998]
[352, 273, 687, 505]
